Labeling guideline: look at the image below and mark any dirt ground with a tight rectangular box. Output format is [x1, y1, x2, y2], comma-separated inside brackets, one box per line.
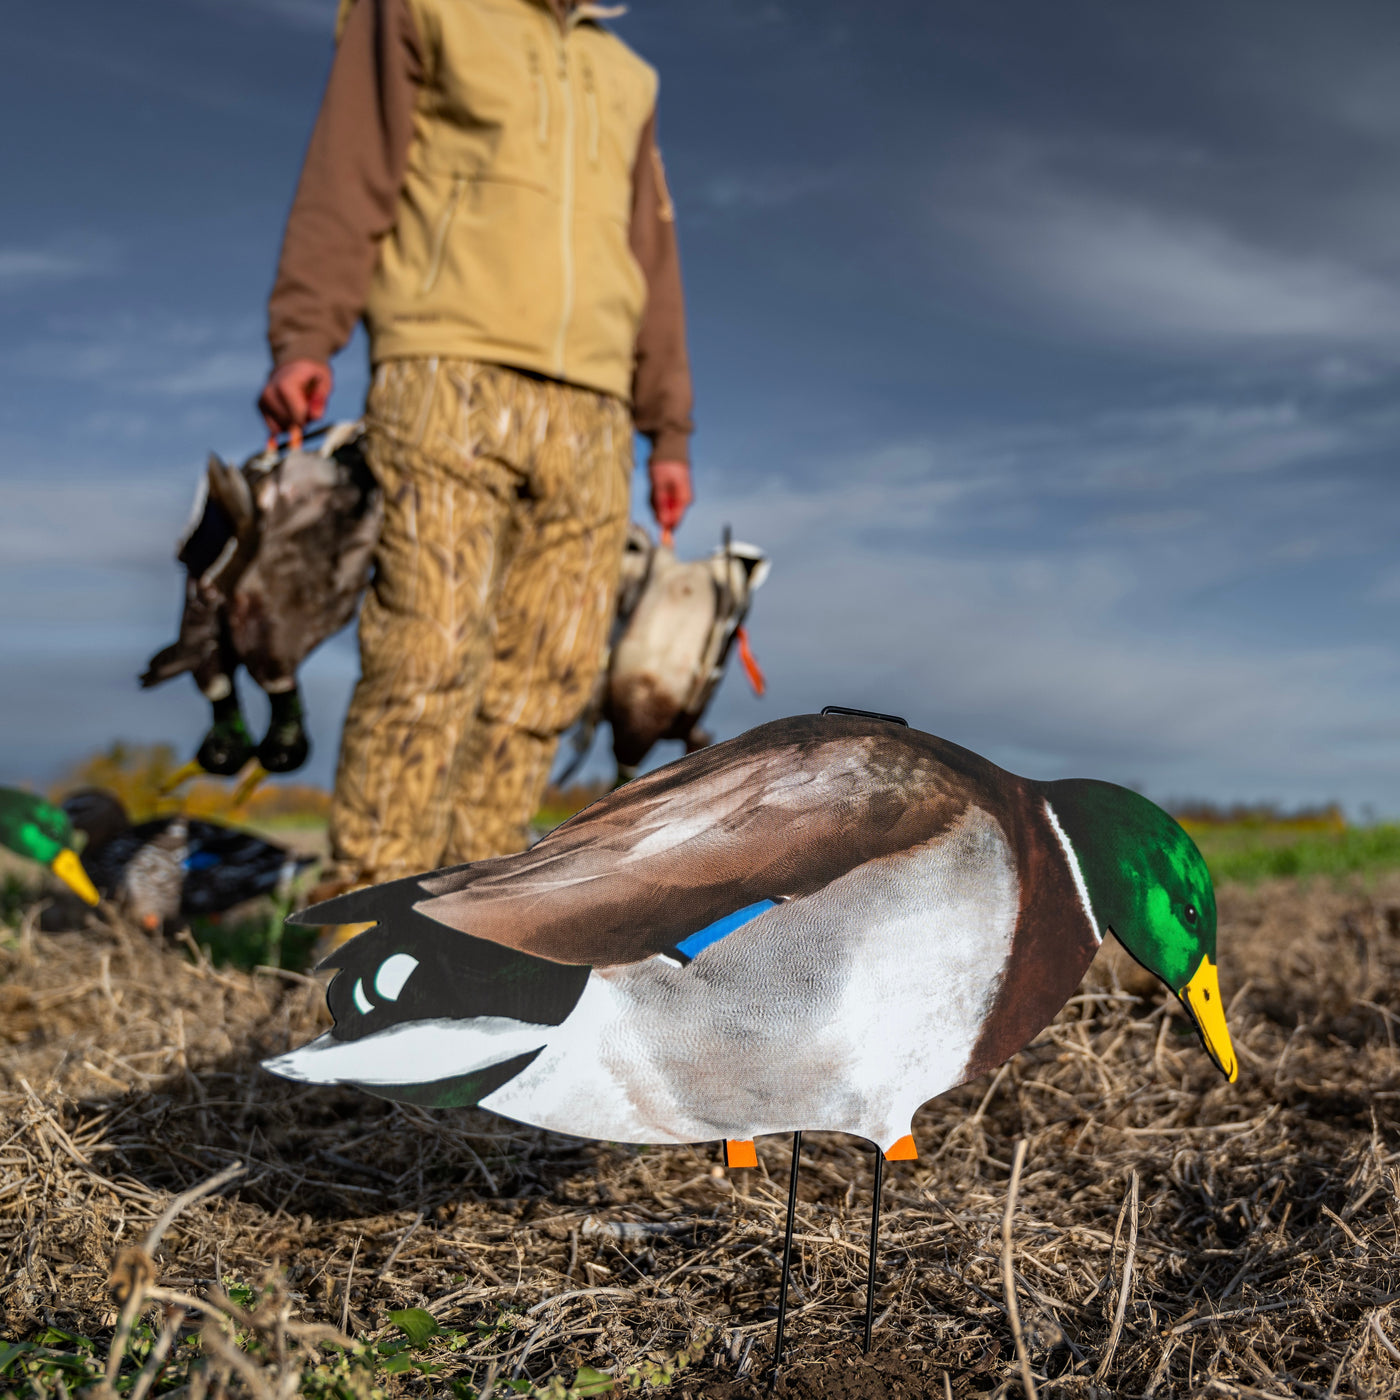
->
[4, 872, 1400, 1397]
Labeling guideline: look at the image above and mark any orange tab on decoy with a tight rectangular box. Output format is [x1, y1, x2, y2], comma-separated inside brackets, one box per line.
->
[884, 1135, 917, 1161]
[736, 626, 766, 696]
[725, 1139, 758, 1169]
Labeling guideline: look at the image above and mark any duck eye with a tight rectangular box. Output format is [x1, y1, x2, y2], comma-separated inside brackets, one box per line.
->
[1183, 903, 1198, 926]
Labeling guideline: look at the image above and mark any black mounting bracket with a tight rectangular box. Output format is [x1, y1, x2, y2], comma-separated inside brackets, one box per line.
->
[821, 705, 909, 727]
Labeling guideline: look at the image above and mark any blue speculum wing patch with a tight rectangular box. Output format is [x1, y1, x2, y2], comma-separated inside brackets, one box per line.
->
[675, 899, 777, 961]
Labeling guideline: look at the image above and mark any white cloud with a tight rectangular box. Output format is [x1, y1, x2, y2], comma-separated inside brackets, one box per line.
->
[698, 167, 838, 213]
[1370, 566, 1400, 604]
[0, 481, 190, 573]
[152, 349, 270, 397]
[682, 476, 1400, 812]
[11, 313, 268, 401]
[0, 247, 106, 286]
[931, 141, 1400, 352]
[631, 387, 1400, 816]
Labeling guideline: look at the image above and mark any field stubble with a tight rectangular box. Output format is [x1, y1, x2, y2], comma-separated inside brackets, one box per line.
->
[3, 873, 1400, 1397]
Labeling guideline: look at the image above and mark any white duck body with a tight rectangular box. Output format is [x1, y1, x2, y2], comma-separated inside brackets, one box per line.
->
[479, 807, 1019, 1148]
[606, 532, 769, 767]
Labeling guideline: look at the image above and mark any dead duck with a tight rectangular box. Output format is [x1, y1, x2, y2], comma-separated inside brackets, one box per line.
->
[61, 789, 313, 931]
[560, 525, 770, 782]
[141, 422, 382, 785]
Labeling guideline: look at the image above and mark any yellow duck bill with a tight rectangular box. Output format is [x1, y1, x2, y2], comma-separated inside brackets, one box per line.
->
[1178, 956, 1238, 1082]
[50, 848, 100, 906]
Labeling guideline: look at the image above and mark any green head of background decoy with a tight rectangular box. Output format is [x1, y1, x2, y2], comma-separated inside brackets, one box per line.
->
[0, 786, 100, 906]
[1046, 778, 1237, 1082]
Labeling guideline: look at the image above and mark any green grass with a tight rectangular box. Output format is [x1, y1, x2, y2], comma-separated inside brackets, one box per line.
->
[0, 875, 32, 931]
[188, 906, 323, 974]
[1187, 821, 1400, 884]
[0, 1295, 707, 1399]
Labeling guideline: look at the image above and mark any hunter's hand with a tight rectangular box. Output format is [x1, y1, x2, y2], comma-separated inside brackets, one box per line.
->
[649, 459, 693, 538]
[259, 360, 333, 433]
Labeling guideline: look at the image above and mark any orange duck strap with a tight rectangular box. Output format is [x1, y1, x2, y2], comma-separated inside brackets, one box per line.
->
[736, 625, 766, 696]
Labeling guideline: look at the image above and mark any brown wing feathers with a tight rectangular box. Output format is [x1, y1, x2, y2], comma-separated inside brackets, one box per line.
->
[309, 715, 1003, 967]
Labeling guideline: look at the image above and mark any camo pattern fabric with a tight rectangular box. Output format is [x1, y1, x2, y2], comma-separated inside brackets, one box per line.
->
[328, 357, 632, 884]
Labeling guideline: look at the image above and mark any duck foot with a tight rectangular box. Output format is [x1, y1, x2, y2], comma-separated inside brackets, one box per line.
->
[864, 1147, 885, 1353]
[197, 692, 256, 776]
[725, 1140, 758, 1169]
[258, 688, 310, 772]
[768, 1130, 802, 1392]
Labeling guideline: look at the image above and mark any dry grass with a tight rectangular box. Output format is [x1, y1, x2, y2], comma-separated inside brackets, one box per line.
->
[4, 873, 1400, 1397]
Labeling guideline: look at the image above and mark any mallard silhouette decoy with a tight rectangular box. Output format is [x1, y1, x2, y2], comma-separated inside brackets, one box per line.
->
[62, 789, 313, 932]
[142, 422, 381, 788]
[265, 710, 1237, 1369]
[0, 787, 100, 905]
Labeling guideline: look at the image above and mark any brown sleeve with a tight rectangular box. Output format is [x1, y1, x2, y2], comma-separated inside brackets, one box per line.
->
[267, 0, 424, 367]
[629, 108, 695, 466]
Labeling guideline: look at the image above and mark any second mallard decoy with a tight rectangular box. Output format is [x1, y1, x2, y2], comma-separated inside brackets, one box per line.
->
[62, 789, 314, 931]
[0, 787, 100, 905]
[141, 422, 382, 785]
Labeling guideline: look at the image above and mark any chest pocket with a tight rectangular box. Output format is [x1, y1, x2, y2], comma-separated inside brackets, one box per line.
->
[571, 34, 649, 221]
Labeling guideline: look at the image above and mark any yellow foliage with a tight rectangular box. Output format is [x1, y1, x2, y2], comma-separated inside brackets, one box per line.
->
[1175, 801, 1347, 835]
[54, 742, 331, 826]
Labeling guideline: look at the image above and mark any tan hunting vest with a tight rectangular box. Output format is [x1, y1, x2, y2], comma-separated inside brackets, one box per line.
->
[363, 0, 658, 401]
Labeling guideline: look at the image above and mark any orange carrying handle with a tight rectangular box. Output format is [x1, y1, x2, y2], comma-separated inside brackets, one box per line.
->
[736, 625, 766, 696]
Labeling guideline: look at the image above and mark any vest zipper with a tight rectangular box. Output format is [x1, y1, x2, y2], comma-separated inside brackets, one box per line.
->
[552, 29, 576, 377]
[420, 175, 465, 294]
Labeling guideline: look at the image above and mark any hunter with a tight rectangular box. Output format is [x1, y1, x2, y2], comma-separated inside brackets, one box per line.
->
[258, 0, 694, 888]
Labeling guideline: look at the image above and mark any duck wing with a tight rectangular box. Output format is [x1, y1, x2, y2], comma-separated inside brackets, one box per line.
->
[141, 457, 256, 689]
[230, 444, 381, 690]
[297, 713, 1011, 967]
[174, 820, 311, 916]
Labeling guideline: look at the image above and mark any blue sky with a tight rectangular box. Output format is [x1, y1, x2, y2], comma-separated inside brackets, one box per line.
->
[3, 0, 1399, 814]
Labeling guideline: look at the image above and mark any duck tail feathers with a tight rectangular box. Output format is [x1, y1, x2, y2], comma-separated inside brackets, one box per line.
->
[286, 868, 436, 928]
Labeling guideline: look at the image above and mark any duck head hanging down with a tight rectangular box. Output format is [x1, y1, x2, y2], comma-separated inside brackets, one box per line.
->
[141, 423, 381, 786]
[266, 710, 1236, 1145]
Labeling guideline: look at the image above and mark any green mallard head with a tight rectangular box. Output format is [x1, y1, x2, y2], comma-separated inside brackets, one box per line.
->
[1045, 778, 1236, 1082]
[0, 786, 100, 905]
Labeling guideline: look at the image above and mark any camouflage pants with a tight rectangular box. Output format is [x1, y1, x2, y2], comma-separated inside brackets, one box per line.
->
[329, 358, 633, 884]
